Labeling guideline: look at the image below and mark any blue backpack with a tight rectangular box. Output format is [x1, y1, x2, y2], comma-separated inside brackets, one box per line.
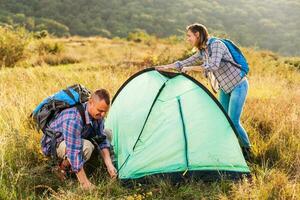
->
[31, 84, 91, 131]
[208, 37, 249, 77]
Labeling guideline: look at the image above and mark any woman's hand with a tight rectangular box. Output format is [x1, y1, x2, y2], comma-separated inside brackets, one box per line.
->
[181, 67, 191, 73]
[155, 66, 167, 71]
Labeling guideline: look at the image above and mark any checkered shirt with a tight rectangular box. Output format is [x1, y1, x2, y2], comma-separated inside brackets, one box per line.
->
[174, 38, 244, 93]
[41, 103, 110, 172]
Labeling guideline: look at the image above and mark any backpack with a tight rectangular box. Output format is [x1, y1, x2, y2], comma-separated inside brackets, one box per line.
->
[31, 84, 91, 131]
[31, 84, 91, 161]
[208, 37, 249, 77]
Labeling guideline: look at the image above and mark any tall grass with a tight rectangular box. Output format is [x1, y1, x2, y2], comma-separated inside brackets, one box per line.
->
[0, 33, 299, 199]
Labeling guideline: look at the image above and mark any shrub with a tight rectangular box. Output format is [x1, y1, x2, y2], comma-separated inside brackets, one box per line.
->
[36, 40, 64, 55]
[284, 58, 300, 70]
[0, 27, 29, 67]
[127, 30, 156, 45]
[33, 30, 48, 39]
[36, 54, 80, 66]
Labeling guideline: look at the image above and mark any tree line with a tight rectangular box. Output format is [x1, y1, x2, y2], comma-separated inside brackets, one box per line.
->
[0, 0, 299, 56]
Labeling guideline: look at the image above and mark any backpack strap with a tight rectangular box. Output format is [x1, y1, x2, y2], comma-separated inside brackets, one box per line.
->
[64, 88, 86, 125]
[43, 128, 62, 164]
[75, 104, 86, 126]
[208, 38, 247, 73]
[63, 89, 76, 103]
[221, 58, 245, 71]
[44, 104, 86, 164]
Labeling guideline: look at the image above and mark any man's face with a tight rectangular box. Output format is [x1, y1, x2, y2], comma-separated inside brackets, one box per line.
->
[88, 99, 109, 120]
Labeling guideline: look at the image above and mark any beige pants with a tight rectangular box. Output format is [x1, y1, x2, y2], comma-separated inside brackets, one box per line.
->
[56, 129, 112, 161]
[56, 139, 95, 161]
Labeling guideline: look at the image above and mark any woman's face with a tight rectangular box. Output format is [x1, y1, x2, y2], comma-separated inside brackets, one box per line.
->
[186, 29, 199, 47]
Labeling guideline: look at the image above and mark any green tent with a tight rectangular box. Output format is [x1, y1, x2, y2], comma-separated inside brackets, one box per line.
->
[106, 68, 250, 181]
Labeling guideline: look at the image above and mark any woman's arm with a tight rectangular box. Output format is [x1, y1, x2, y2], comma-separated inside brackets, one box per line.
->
[181, 65, 204, 72]
[155, 63, 177, 71]
[155, 51, 204, 72]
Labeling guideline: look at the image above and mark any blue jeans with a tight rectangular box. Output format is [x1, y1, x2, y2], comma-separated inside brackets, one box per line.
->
[219, 78, 251, 147]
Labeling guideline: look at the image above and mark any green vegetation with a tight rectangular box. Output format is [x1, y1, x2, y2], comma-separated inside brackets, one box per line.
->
[0, 0, 299, 55]
[0, 27, 299, 199]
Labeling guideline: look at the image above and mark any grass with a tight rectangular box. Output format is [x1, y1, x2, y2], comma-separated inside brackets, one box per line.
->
[0, 35, 299, 199]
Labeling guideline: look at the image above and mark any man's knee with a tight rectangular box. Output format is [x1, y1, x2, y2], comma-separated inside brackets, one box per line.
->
[82, 139, 95, 161]
[56, 141, 66, 159]
[56, 139, 95, 161]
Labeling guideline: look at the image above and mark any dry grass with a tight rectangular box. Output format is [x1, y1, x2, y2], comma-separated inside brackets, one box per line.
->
[0, 35, 299, 199]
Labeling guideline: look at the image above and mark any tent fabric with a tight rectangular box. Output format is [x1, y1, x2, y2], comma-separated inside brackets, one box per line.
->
[105, 68, 250, 181]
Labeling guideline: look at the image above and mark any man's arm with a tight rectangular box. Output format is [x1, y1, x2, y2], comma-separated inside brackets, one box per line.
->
[96, 121, 117, 178]
[100, 148, 117, 178]
[62, 114, 95, 189]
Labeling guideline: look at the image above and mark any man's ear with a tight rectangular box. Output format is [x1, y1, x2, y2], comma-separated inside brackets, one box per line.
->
[195, 32, 200, 38]
[88, 98, 93, 107]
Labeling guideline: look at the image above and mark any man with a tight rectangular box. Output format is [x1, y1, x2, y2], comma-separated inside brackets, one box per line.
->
[41, 89, 117, 190]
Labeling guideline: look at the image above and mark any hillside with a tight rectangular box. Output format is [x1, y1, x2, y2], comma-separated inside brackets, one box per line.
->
[0, 0, 300, 56]
[0, 29, 299, 199]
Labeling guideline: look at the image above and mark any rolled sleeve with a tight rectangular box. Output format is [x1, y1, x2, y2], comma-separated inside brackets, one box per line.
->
[99, 138, 110, 150]
[173, 51, 203, 71]
[62, 118, 84, 172]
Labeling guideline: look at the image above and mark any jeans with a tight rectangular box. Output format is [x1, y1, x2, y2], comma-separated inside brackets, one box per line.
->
[219, 78, 251, 147]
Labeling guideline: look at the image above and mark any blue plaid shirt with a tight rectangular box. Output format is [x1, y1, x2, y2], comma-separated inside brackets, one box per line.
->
[41, 102, 110, 172]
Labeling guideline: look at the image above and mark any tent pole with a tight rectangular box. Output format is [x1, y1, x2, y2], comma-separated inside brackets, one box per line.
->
[177, 97, 190, 173]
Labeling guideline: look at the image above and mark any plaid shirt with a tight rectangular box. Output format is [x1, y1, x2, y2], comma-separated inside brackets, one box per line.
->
[174, 38, 244, 93]
[41, 102, 110, 172]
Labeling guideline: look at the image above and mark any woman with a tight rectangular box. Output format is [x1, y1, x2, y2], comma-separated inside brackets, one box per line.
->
[155, 23, 251, 159]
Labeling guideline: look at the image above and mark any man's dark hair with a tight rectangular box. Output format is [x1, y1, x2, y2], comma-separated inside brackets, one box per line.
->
[93, 89, 110, 105]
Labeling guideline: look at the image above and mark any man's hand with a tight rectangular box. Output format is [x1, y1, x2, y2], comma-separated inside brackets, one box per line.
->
[107, 163, 117, 179]
[76, 167, 96, 190]
[101, 148, 117, 179]
[81, 180, 96, 191]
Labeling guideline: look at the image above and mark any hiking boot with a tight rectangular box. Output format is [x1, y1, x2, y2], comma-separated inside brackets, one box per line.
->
[52, 159, 73, 181]
[52, 165, 68, 181]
